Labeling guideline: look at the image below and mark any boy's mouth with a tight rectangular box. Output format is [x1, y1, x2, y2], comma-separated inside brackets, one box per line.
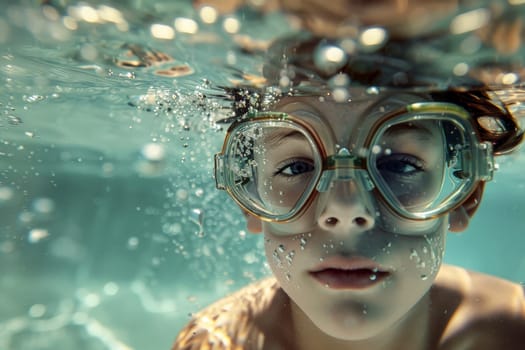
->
[309, 256, 391, 290]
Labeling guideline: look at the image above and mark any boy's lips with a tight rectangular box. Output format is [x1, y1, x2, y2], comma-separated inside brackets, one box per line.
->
[309, 256, 391, 290]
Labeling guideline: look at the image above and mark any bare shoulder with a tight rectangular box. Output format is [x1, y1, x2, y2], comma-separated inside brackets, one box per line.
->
[433, 265, 525, 350]
[172, 277, 291, 350]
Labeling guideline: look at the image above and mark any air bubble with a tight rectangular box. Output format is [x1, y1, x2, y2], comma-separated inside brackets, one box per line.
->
[82, 293, 100, 308]
[190, 208, 204, 237]
[32, 197, 55, 214]
[199, 6, 218, 24]
[278, 244, 286, 253]
[127, 237, 139, 249]
[28, 304, 46, 318]
[332, 88, 349, 103]
[176, 189, 188, 201]
[360, 27, 387, 47]
[103, 282, 119, 296]
[243, 252, 257, 264]
[223, 17, 240, 34]
[314, 44, 347, 75]
[141, 143, 165, 162]
[371, 145, 381, 154]
[0, 186, 14, 202]
[174, 17, 198, 34]
[7, 115, 22, 125]
[369, 274, 377, 281]
[28, 228, 49, 243]
[366, 86, 380, 95]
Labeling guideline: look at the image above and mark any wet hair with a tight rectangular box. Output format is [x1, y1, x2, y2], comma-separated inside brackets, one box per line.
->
[429, 89, 524, 155]
[219, 35, 524, 155]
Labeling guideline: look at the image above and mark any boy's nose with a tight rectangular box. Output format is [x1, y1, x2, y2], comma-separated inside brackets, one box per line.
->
[317, 179, 375, 233]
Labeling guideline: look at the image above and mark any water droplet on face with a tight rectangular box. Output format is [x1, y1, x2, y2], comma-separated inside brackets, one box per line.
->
[300, 237, 307, 250]
[285, 250, 295, 265]
[273, 249, 282, 267]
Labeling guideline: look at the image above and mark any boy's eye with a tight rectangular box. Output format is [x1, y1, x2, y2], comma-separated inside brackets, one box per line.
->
[376, 155, 424, 176]
[276, 159, 315, 176]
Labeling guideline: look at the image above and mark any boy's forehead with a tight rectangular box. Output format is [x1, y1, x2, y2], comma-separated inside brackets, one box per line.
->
[273, 91, 428, 124]
[270, 91, 433, 146]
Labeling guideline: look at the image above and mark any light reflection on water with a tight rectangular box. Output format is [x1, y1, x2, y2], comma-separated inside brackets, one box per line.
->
[1, 1, 524, 349]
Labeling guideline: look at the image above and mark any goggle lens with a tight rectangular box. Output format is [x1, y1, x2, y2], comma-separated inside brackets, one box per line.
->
[369, 114, 475, 219]
[221, 120, 322, 221]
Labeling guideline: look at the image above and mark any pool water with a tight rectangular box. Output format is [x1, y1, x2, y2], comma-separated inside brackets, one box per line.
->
[0, 1, 524, 349]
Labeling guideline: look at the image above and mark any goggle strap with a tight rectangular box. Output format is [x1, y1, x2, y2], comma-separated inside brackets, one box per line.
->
[476, 141, 495, 181]
[214, 154, 226, 190]
[452, 141, 494, 182]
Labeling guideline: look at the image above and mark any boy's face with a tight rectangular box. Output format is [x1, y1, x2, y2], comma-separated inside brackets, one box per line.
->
[248, 94, 456, 340]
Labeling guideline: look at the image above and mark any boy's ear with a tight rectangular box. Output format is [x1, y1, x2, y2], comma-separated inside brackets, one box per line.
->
[242, 210, 263, 233]
[448, 182, 485, 232]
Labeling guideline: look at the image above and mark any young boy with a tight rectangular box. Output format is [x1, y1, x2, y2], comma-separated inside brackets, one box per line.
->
[172, 36, 525, 349]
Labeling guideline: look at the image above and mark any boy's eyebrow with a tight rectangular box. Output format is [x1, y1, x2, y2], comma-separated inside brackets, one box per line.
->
[384, 123, 436, 140]
[263, 130, 306, 147]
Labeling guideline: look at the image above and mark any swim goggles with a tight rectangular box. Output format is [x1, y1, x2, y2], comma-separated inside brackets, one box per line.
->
[214, 102, 495, 223]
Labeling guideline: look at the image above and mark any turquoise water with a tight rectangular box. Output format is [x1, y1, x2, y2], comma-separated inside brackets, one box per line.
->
[1, 1, 524, 349]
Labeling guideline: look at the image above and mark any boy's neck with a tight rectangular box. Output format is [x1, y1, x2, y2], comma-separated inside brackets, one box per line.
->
[289, 293, 431, 350]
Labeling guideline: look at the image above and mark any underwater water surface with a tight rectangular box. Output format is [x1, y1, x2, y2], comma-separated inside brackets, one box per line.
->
[0, 1, 524, 349]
